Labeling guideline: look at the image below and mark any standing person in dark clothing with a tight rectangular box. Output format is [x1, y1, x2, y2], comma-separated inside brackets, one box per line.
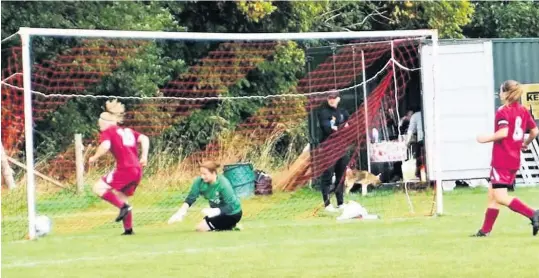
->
[317, 91, 350, 212]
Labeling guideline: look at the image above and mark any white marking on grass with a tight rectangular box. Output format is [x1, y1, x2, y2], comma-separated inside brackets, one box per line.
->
[3, 236, 361, 269]
[6, 215, 435, 245]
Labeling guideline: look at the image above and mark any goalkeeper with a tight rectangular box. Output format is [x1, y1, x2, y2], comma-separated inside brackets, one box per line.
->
[168, 161, 243, 232]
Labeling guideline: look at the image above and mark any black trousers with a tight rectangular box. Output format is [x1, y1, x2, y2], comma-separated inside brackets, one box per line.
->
[204, 211, 242, 231]
[412, 140, 425, 178]
[392, 161, 404, 181]
[321, 155, 348, 207]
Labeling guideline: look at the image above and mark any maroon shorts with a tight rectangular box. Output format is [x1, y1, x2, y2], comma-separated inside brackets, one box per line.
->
[490, 167, 517, 186]
[102, 167, 142, 196]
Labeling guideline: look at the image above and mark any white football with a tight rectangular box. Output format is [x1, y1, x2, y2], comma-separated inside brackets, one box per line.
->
[35, 215, 52, 237]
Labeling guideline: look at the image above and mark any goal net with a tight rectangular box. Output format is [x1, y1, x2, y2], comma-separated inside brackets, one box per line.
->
[1, 28, 439, 241]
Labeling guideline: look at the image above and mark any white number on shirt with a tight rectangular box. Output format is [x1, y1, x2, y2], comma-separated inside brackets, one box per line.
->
[116, 128, 136, 147]
[512, 116, 524, 141]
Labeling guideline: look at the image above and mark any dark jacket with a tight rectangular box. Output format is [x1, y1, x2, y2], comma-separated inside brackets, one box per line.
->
[317, 102, 350, 143]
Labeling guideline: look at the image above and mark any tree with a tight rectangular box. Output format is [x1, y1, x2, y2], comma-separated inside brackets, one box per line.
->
[391, 1, 474, 38]
[463, 1, 539, 38]
[1, 2, 184, 157]
[314, 1, 383, 32]
[1, 0, 479, 168]
[162, 1, 328, 33]
[236, 1, 277, 23]
[313, 1, 474, 38]
[1, 2, 181, 64]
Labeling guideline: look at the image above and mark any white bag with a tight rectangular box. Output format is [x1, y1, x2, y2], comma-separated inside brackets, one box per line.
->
[336, 201, 378, 220]
[402, 147, 417, 181]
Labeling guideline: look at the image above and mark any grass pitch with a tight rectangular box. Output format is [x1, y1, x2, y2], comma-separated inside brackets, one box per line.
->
[2, 187, 539, 278]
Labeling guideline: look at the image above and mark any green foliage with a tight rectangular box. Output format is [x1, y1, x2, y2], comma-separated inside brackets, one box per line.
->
[33, 41, 189, 157]
[388, 0, 474, 38]
[271, 121, 310, 167]
[94, 43, 187, 98]
[1, 0, 502, 173]
[236, 1, 277, 23]
[421, 1, 474, 38]
[314, 1, 375, 32]
[164, 1, 261, 33]
[1, 2, 181, 62]
[463, 1, 539, 38]
[158, 41, 306, 158]
[275, 1, 329, 32]
[34, 99, 101, 158]
[306, 1, 474, 38]
[1, 2, 186, 158]
[163, 1, 329, 33]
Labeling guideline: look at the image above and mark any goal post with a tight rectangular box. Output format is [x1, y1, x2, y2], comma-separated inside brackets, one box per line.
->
[11, 27, 441, 240]
[21, 32, 38, 240]
[431, 33, 443, 215]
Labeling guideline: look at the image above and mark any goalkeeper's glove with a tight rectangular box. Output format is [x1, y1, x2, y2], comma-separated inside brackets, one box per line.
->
[168, 208, 187, 224]
[201, 208, 221, 218]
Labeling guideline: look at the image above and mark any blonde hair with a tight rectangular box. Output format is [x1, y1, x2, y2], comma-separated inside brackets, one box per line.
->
[199, 160, 221, 173]
[501, 80, 523, 104]
[100, 99, 126, 123]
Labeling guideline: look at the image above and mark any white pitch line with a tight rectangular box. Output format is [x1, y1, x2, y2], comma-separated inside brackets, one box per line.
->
[2, 236, 361, 269]
[5, 215, 434, 245]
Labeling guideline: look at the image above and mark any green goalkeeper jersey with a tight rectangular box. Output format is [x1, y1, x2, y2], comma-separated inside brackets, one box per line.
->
[184, 174, 242, 215]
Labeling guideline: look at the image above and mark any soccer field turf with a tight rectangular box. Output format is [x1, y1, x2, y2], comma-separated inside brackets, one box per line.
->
[2, 187, 539, 278]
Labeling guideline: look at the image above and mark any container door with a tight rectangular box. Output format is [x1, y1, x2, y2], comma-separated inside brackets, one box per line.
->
[421, 41, 495, 180]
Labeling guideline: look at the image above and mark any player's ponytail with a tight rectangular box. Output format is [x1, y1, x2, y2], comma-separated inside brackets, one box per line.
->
[501, 80, 523, 104]
[104, 99, 125, 123]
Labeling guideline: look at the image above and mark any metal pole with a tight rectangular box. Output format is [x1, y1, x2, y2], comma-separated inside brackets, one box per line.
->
[19, 27, 436, 42]
[75, 134, 85, 193]
[390, 41, 402, 139]
[431, 32, 443, 215]
[361, 50, 371, 173]
[352, 47, 361, 168]
[21, 32, 37, 240]
[307, 55, 316, 189]
[332, 45, 338, 90]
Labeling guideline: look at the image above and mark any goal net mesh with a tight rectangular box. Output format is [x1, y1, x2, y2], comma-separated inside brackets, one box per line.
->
[1, 34, 435, 241]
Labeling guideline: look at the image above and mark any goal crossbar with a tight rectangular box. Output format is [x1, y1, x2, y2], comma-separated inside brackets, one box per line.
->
[18, 27, 436, 41]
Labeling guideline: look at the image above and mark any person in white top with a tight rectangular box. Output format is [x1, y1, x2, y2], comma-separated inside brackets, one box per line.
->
[406, 105, 424, 178]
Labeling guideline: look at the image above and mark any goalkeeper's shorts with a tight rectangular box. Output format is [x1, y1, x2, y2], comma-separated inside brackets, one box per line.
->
[204, 211, 242, 231]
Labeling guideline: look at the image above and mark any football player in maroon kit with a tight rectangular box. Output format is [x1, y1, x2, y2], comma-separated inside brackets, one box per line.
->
[89, 100, 150, 235]
[473, 80, 539, 237]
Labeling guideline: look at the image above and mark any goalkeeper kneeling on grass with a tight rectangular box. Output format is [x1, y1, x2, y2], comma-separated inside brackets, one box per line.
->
[168, 161, 243, 232]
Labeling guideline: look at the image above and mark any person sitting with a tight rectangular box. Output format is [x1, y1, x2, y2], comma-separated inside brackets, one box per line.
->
[167, 161, 243, 232]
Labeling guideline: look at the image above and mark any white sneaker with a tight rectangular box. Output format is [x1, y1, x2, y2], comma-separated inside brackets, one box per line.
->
[325, 205, 339, 213]
[338, 204, 346, 210]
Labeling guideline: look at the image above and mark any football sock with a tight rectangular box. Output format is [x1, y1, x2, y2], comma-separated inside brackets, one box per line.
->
[508, 198, 534, 218]
[480, 208, 499, 233]
[101, 190, 124, 209]
[123, 211, 133, 230]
